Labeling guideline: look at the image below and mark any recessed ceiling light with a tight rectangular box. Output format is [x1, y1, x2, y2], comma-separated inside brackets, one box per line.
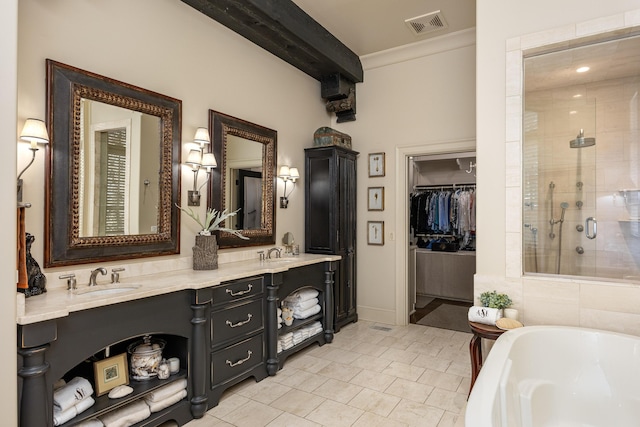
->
[569, 110, 577, 115]
[576, 66, 590, 73]
[573, 94, 582, 98]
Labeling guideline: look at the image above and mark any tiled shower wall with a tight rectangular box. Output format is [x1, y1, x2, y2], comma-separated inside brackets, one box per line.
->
[524, 75, 640, 279]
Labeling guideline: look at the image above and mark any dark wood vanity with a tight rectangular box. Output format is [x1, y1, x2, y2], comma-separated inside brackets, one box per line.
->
[17, 256, 337, 427]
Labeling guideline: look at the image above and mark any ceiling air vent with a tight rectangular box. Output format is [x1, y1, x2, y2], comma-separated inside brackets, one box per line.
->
[405, 11, 448, 36]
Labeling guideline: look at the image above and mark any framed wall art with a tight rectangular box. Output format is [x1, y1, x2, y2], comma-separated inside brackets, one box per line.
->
[93, 353, 129, 396]
[367, 221, 384, 245]
[368, 187, 384, 211]
[368, 152, 385, 177]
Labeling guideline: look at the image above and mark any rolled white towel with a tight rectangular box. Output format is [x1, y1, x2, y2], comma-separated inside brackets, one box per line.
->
[293, 304, 321, 319]
[75, 396, 95, 415]
[53, 377, 94, 412]
[144, 388, 187, 413]
[99, 400, 150, 427]
[468, 306, 503, 325]
[53, 405, 76, 426]
[277, 308, 282, 316]
[143, 378, 187, 403]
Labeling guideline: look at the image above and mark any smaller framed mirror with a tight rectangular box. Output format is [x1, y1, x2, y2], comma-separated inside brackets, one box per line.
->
[208, 111, 276, 248]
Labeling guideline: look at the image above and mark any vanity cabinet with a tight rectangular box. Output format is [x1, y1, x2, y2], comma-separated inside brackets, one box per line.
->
[265, 261, 336, 374]
[17, 291, 205, 427]
[305, 146, 358, 332]
[208, 276, 268, 407]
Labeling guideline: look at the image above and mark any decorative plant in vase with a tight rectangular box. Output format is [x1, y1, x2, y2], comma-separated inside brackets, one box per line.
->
[479, 290, 512, 311]
[177, 205, 249, 270]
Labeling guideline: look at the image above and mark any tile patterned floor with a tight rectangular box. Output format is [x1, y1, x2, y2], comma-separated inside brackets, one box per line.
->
[184, 320, 470, 426]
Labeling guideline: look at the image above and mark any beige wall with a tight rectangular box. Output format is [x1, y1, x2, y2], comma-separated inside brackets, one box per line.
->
[333, 30, 477, 324]
[17, 0, 329, 282]
[476, 1, 640, 334]
[2, 1, 18, 423]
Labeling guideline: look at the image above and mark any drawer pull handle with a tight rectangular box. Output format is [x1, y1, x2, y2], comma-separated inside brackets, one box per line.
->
[226, 350, 252, 367]
[225, 314, 253, 328]
[226, 284, 253, 296]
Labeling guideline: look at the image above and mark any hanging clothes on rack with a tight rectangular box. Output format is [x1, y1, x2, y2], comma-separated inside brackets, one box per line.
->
[410, 184, 476, 250]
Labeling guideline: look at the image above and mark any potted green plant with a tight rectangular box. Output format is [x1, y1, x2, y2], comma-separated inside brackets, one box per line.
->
[479, 290, 512, 310]
[177, 205, 248, 270]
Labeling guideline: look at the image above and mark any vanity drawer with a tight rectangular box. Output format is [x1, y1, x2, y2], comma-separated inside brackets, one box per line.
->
[211, 334, 264, 386]
[211, 299, 264, 347]
[213, 276, 264, 304]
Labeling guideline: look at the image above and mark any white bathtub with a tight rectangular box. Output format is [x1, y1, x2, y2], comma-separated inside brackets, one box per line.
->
[466, 326, 640, 427]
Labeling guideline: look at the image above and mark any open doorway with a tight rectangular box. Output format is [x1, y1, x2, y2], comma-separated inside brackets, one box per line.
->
[406, 151, 476, 332]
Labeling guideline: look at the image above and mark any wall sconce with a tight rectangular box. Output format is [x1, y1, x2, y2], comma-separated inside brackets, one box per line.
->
[278, 165, 299, 208]
[17, 118, 49, 207]
[184, 128, 216, 206]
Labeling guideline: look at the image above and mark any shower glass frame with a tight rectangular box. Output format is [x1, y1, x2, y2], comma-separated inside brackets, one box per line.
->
[522, 32, 640, 282]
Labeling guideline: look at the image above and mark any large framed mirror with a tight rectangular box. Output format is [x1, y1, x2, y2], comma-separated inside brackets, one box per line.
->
[208, 110, 276, 248]
[45, 60, 181, 267]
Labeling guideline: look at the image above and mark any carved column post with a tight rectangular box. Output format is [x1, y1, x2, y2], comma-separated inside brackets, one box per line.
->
[190, 304, 208, 418]
[265, 273, 281, 376]
[324, 261, 336, 343]
[18, 344, 50, 427]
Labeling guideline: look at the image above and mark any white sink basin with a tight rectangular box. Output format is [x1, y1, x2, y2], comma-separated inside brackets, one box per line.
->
[74, 284, 141, 297]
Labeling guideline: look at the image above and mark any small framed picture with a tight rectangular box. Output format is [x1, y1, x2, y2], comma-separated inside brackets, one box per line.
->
[368, 152, 385, 177]
[93, 353, 129, 396]
[368, 187, 384, 211]
[367, 221, 385, 245]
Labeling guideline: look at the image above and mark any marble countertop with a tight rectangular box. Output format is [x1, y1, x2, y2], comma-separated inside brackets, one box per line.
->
[17, 254, 340, 325]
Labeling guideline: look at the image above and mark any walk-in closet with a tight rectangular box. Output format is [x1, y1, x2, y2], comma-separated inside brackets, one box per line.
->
[408, 152, 476, 332]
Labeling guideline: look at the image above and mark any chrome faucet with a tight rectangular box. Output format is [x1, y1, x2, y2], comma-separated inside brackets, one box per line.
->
[89, 267, 107, 286]
[267, 247, 282, 259]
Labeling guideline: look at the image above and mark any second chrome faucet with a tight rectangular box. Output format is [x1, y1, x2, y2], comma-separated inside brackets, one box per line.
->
[88, 267, 107, 286]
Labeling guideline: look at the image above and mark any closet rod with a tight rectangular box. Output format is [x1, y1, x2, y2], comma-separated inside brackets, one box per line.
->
[413, 183, 476, 190]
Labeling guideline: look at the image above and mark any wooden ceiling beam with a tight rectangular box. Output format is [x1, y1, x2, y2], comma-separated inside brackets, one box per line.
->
[180, 0, 363, 84]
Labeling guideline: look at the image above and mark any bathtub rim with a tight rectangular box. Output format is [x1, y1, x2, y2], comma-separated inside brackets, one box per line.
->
[465, 325, 640, 427]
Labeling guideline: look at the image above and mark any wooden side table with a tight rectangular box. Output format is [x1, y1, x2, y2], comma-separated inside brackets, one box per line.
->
[468, 321, 506, 396]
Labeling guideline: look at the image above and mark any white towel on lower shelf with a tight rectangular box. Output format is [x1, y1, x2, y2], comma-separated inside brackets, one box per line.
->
[75, 420, 104, 427]
[293, 304, 321, 319]
[53, 396, 95, 426]
[53, 377, 94, 411]
[99, 400, 150, 427]
[143, 378, 187, 403]
[144, 388, 187, 413]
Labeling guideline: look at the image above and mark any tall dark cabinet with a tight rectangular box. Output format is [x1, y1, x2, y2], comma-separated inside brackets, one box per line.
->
[305, 146, 358, 332]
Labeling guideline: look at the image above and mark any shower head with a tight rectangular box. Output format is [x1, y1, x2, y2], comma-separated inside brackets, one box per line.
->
[570, 129, 596, 148]
[560, 202, 569, 222]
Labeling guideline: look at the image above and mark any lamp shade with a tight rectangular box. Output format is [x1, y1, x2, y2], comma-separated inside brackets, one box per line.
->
[202, 152, 217, 169]
[193, 127, 210, 146]
[289, 167, 300, 181]
[185, 149, 202, 167]
[279, 166, 290, 178]
[20, 119, 49, 147]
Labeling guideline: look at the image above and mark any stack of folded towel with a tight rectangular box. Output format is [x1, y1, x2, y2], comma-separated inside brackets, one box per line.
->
[98, 379, 187, 426]
[99, 400, 150, 427]
[142, 378, 188, 413]
[53, 377, 96, 426]
[277, 321, 323, 352]
[277, 307, 283, 329]
[281, 288, 321, 320]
